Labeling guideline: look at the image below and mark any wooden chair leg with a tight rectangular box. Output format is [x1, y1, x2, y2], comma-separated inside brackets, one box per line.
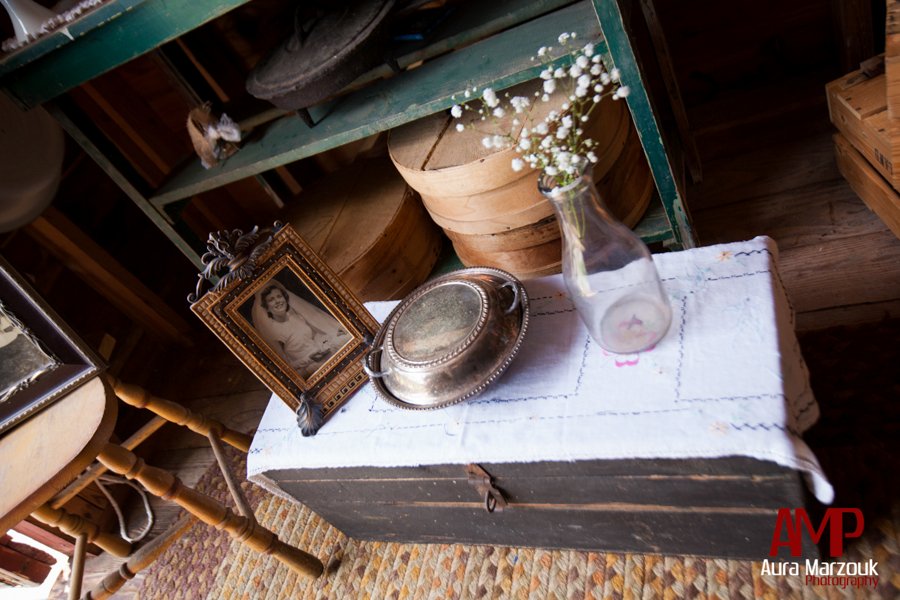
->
[31, 504, 131, 558]
[69, 533, 87, 600]
[82, 514, 197, 600]
[107, 377, 253, 452]
[96, 443, 324, 578]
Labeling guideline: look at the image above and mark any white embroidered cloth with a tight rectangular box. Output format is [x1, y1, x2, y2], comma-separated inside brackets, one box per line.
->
[249, 236, 834, 504]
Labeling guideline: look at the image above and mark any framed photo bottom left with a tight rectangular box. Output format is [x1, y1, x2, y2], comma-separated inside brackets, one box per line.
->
[0, 257, 102, 434]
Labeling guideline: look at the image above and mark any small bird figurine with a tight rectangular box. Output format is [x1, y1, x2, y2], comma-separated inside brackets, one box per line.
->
[186, 103, 242, 169]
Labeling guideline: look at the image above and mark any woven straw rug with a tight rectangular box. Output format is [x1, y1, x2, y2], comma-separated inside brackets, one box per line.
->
[135, 320, 900, 599]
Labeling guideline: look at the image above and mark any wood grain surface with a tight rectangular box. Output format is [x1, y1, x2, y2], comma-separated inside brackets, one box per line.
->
[833, 132, 900, 237]
[286, 157, 442, 301]
[389, 80, 628, 201]
[0, 377, 117, 535]
[267, 457, 808, 559]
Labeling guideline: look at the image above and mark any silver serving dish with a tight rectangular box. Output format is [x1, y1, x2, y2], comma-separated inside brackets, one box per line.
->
[364, 267, 529, 410]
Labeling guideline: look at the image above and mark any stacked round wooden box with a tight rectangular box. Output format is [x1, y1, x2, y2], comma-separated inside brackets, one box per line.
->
[285, 156, 442, 302]
[388, 80, 653, 279]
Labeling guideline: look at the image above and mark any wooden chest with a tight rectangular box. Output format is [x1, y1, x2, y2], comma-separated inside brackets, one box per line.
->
[250, 239, 826, 561]
[260, 456, 809, 559]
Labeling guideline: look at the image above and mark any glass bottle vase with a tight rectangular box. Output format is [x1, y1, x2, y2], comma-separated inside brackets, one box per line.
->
[540, 170, 672, 354]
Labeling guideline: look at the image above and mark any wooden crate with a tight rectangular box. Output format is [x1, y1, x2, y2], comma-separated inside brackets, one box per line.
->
[0, 534, 54, 586]
[887, 0, 900, 119]
[826, 61, 900, 191]
[827, 55, 900, 239]
[833, 132, 900, 238]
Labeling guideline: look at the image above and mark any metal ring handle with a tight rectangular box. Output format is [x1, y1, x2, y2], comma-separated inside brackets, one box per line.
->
[363, 346, 390, 378]
[501, 280, 521, 314]
[484, 491, 497, 513]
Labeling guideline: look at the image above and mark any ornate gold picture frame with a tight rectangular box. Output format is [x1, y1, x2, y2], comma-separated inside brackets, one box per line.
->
[190, 223, 379, 435]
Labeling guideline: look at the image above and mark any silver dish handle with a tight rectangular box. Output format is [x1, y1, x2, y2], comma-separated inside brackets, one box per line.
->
[501, 280, 521, 314]
[363, 345, 391, 378]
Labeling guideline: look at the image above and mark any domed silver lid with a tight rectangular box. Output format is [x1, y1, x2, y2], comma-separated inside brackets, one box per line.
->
[365, 267, 529, 410]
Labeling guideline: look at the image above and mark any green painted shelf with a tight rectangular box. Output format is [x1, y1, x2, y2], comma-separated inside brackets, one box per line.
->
[0, 0, 147, 81]
[632, 201, 672, 244]
[150, 0, 603, 206]
[0, 0, 255, 109]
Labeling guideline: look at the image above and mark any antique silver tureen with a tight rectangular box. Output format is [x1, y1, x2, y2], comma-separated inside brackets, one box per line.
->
[364, 267, 529, 410]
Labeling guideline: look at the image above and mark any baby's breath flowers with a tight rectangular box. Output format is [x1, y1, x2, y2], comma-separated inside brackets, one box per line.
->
[449, 32, 629, 189]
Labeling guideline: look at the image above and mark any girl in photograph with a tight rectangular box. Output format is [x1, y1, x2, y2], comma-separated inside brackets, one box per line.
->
[252, 282, 350, 379]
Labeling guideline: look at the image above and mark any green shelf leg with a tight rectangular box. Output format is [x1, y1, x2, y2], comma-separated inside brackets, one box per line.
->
[591, 0, 695, 249]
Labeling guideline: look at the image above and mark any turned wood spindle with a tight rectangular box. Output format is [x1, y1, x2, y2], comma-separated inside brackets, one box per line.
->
[31, 504, 131, 558]
[96, 443, 323, 578]
[81, 514, 197, 600]
[108, 377, 253, 452]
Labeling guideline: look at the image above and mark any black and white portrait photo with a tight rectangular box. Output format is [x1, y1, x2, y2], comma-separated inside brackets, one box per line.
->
[190, 224, 382, 424]
[240, 268, 351, 379]
[0, 305, 57, 404]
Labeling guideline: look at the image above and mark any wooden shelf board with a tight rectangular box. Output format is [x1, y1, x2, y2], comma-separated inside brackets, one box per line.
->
[633, 199, 672, 244]
[0, 0, 148, 77]
[355, 0, 577, 88]
[150, 0, 606, 206]
[0, 0, 254, 109]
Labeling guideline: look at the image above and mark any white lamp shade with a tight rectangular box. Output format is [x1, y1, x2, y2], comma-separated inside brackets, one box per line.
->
[0, 92, 65, 232]
[0, 0, 58, 43]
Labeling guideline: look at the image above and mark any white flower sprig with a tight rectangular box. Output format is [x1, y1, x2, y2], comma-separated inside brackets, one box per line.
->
[449, 32, 629, 189]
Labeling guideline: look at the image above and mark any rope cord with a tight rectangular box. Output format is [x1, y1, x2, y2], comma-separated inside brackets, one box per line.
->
[95, 474, 154, 543]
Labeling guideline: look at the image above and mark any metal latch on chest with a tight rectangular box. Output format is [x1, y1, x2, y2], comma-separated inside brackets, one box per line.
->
[466, 464, 508, 513]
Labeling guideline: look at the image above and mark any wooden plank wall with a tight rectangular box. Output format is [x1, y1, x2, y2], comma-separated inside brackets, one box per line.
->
[646, 0, 900, 328]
